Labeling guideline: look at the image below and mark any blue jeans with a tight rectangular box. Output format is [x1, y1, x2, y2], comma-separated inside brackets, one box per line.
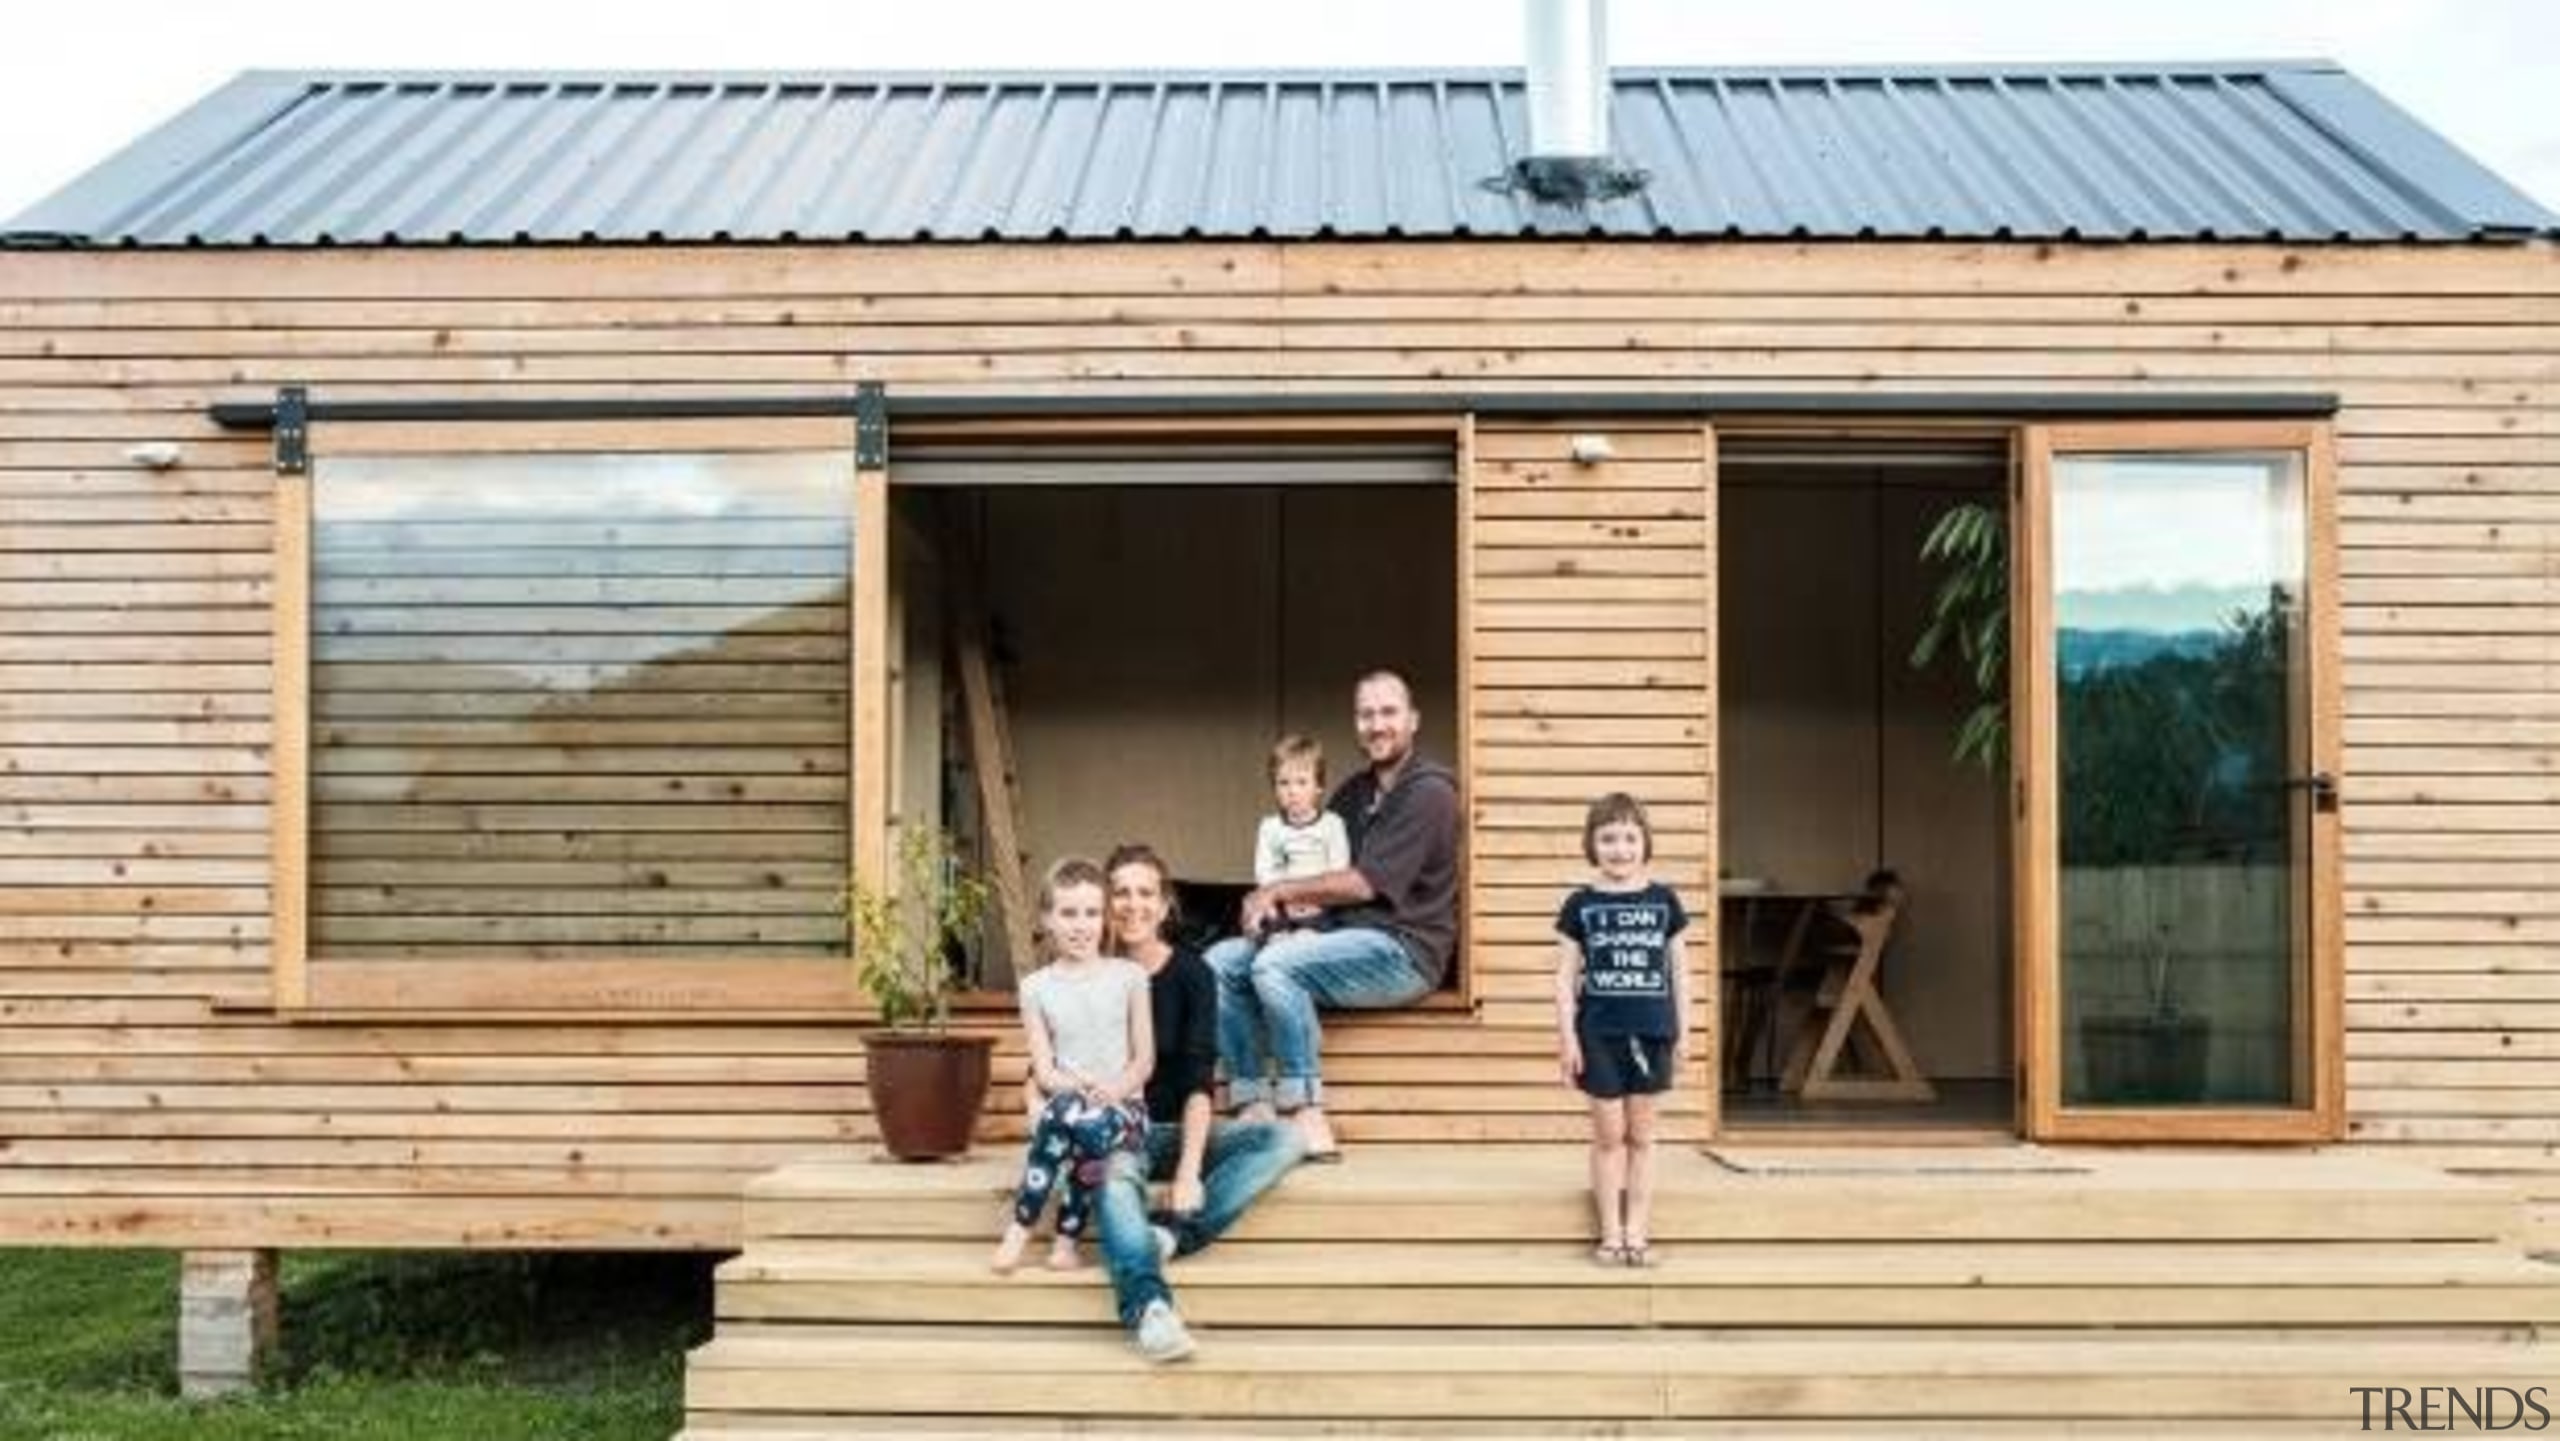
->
[1209, 926, 1429, 1111]
[1097, 1119, 1306, 1330]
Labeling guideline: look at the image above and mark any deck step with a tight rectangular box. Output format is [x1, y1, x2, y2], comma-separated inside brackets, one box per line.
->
[743, 1145, 2522, 1244]
[682, 1423, 2373, 1440]
[715, 1237, 2560, 1328]
[686, 1327, 2560, 1424]
[689, 1145, 2555, 1432]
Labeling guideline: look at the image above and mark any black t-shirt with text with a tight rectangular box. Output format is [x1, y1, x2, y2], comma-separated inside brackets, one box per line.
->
[1554, 882, 1688, 1040]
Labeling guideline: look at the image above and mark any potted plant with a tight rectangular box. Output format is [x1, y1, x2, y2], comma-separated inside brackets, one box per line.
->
[848, 824, 996, 1160]
[2077, 944, 2213, 1104]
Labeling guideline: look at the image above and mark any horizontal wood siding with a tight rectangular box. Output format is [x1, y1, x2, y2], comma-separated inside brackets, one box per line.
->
[0, 238, 2552, 1247]
[1468, 418, 1717, 1141]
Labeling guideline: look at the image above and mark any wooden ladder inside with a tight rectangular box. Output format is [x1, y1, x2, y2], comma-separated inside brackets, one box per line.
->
[948, 575, 1035, 988]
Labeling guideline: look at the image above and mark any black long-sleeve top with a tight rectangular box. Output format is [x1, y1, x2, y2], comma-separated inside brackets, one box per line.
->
[1142, 945, 1218, 1125]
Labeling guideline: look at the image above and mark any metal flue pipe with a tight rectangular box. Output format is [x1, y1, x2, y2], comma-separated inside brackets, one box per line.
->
[1523, 0, 1609, 162]
[1509, 0, 1642, 204]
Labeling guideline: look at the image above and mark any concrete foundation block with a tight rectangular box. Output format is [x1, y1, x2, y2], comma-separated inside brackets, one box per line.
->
[178, 1249, 278, 1399]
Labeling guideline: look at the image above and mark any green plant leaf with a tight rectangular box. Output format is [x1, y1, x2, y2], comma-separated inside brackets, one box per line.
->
[846, 824, 991, 1034]
[1911, 498, 2010, 769]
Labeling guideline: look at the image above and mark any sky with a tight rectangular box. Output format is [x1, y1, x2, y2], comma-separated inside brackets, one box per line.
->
[2056, 456, 2302, 614]
[0, 0, 2553, 220]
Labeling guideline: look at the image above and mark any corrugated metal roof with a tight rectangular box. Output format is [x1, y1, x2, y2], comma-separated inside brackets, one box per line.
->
[8, 63, 2553, 247]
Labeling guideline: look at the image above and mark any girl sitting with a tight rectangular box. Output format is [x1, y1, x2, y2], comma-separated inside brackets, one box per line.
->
[993, 857, 1155, 1273]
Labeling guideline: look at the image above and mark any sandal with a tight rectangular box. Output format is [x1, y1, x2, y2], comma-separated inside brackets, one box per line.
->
[1591, 1240, 1630, 1267]
[1620, 1240, 1659, 1269]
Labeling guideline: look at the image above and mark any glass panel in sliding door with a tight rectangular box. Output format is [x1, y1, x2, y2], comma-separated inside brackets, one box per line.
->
[310, 451, 853, 961]
[2049, 449, 2307, 1110]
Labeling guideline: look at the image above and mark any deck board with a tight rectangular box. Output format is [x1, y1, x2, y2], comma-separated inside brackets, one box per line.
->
[687, 1328, 2560, 1421]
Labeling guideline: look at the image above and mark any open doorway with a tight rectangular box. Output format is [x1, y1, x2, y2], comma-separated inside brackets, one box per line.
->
[887, 442, 1459, 991]
[1716, 436, 2014, 1135]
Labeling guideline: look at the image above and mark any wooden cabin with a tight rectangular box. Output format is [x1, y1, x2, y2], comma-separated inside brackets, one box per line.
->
[2, 63, 2556, 1430]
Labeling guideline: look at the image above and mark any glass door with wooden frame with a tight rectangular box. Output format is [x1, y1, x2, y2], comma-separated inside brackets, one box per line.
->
[2014, 422, 2342, 1141]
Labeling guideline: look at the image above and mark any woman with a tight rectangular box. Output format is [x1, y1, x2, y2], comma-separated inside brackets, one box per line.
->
[1093, 844, 1306, 1364]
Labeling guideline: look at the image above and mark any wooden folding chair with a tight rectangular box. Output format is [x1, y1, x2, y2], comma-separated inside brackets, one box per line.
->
[1777, 873, 1935, 1103]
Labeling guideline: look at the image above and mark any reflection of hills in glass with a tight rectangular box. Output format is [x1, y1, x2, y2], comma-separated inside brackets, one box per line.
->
[2058, 583, 2268, 676]
[2057, 588, 2290, 866]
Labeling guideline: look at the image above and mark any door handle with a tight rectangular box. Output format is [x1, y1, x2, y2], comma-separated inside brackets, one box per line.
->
[2288, 771, 2339, 814]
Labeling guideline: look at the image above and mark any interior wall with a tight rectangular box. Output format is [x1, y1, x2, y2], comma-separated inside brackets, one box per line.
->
[1876, 477, 2014, 1083]
[1719, 464, 2010, 1082]
[1719, 479, 1881, 889]
[945, 486, 1455, 894]
[1280, 488, 1462, 809]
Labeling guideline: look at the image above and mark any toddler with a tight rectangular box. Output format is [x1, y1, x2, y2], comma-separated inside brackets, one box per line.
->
[1252, 733, 1350, 934]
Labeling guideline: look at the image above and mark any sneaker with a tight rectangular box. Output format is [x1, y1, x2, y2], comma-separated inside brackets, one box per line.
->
[1133, 1299, 1196, 1363]
[1151, 1224, 1178, 1265]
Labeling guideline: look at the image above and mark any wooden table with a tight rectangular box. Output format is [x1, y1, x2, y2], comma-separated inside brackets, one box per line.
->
[1717, 882, 1860, 1092]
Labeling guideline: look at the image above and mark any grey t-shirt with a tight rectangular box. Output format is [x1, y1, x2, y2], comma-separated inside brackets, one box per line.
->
[1019, 957, 1147, 1084]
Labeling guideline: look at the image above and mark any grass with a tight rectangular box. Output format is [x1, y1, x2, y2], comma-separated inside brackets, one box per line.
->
[0, 1248, 712, 1441]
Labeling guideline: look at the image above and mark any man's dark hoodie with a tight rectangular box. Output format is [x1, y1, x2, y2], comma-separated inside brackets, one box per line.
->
[1325, 756, 1463, 989]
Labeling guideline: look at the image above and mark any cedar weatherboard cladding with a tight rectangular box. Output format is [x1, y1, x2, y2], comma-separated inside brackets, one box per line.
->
[0, 237, 2552, 1242]
[6, 63, 2554, 248]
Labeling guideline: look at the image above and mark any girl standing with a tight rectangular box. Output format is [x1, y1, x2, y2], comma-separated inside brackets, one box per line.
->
[992, 857, 1154, 1273]
[1553, 793, 1690, 1267]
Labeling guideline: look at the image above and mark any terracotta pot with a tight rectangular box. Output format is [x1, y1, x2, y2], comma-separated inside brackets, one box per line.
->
[861, 1031, 995, 1160]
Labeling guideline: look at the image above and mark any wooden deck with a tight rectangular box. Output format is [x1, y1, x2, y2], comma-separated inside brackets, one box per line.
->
[683, 1144, 2560, 1435]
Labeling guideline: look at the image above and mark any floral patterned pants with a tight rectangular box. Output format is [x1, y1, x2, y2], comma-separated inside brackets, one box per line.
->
[1009, 1091, 1148, 1237]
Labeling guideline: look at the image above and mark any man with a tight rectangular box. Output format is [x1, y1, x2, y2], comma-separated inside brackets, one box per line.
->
[1209, 669, 1463, 1158]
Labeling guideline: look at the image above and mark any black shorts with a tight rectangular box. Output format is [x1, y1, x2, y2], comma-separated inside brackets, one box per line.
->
[1578, 1030, 1675, 1099]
